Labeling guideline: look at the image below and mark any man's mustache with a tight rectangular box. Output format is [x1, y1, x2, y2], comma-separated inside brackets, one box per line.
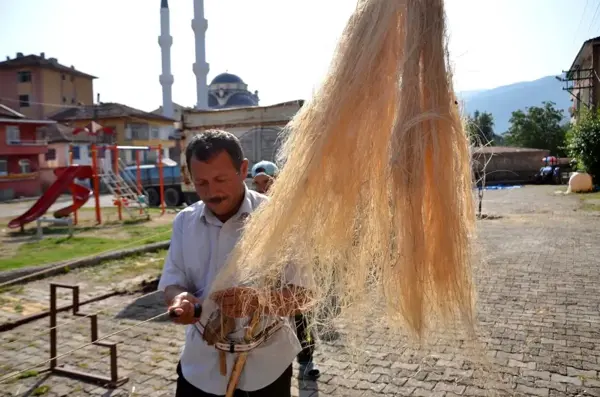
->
[206, 196, 226, 204]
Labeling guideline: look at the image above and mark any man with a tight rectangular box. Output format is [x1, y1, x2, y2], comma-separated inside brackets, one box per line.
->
[251, 160, 321, 380]
[159, 130, 310, 397]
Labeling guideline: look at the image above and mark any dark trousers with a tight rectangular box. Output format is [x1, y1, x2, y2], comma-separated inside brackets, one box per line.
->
[175, 362, 292, 397]
[294, 313, 315, 363]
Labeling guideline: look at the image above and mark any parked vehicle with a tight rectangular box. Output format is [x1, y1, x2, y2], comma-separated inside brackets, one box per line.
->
[121, 164, 183, 207]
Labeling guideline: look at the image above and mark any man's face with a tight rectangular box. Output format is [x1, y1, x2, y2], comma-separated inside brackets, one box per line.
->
[189, 151, 248, 216]
[253, 174, 273, 194]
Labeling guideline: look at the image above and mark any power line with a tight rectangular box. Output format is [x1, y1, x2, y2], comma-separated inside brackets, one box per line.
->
[586, 2, 600, 37]
[572, 0, 590, 47]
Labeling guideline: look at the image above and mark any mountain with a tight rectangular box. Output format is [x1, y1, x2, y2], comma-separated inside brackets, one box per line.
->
[458, 76, 572, 134]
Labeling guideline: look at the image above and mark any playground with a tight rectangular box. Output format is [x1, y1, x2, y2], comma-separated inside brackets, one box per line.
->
[0, 144, 178, 271]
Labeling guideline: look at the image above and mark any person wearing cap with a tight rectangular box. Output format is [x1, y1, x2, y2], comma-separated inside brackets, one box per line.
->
[251, 160, 278, 194]
[251, 160, 321, 380]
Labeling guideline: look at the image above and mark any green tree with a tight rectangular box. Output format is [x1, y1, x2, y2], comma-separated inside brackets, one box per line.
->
[466, 110, 495, 146]
[567, 109, 600, 183]
[504, 101, 568, 156]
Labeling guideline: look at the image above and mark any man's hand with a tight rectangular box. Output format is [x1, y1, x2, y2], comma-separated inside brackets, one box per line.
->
[168, 291, 202, 325]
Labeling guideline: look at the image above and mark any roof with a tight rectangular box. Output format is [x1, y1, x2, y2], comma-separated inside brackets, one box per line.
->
[0, 103, 55, 124]
[48, 102, 176, 123]
[472, 146, 549, 154]
[210, 73, 245, 85]
[0, 54, 97, 79]
[0, 103, 25, 119]
[568, 36, 600, 72]
[184, 99, 305, 115]
[150, 102, 189, 116]
[38, 123, 98, 144]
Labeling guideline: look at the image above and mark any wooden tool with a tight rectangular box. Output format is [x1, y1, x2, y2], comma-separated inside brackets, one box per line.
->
[225, 312, 262, 397]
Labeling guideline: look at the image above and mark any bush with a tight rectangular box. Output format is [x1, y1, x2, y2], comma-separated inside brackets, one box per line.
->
[567, 109, 600, 184]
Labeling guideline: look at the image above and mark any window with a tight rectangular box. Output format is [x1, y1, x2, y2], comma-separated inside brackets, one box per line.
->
[72, 146, 81, 160]
[130, 123, 149, 140]
[45, 148, 57, 161]
[61, 74, 65, 81]
[18, 95, 30, 107]
[70, 75, 75, 82]
[145, 150, 158, 164]
[150, 126, 160, 139]
[6, 125, 20, 143]
[17, 71, 31, 83]
[62, 97, 67, 103]
[0, 159, 6, 176]
[71, 98, 75, 104]
[18, 159, 31, 174]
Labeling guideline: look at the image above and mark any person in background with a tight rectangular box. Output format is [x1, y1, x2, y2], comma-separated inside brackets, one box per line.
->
[251, 160, 321, 380]
[251, 160, 278, 194]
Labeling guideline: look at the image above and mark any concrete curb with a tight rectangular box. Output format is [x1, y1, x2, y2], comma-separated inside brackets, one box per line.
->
[0, 240, 170, 288]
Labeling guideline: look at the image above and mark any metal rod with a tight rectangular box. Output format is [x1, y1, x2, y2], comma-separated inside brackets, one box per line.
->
[113, 147, 122, 221]
[136, 150, 143, 215]
[110, 345, 118, 383]
[91, 315, 98, 342]
[41, 283, 130, 388]
[0, 291, 119, 332]
[69, 146, 78, 226]
[91, 144, 102, 224]
[49, 284, 57, 369]
[2, 309, 167, 384]
[72, 286, 80, 315]
[51, 367, 127, 388]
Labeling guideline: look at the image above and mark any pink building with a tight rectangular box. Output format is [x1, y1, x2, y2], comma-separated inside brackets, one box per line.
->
[0, 104, 55, 200]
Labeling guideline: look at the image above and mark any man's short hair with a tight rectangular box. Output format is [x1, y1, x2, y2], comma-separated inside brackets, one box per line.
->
[185, 129, 244, 172]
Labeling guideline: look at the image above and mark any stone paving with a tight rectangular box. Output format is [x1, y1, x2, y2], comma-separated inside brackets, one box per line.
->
[1, 186, 600, 396]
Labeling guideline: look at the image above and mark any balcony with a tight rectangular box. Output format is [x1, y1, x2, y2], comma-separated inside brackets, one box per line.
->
[0, 139, 48, 155]
[0, 172, 39, 182]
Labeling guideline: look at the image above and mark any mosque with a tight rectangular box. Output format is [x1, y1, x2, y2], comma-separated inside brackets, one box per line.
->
[156, 0, 303, 171]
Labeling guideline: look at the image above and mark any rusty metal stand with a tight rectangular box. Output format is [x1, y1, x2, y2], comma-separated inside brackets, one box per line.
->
[49, 283, 128, 387]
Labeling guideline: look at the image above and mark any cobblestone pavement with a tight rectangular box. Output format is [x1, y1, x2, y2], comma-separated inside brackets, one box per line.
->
[1, 186, 600, 397]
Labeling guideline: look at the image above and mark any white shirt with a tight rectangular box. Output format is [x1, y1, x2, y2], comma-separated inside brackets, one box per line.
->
[158, 188, 307, 394]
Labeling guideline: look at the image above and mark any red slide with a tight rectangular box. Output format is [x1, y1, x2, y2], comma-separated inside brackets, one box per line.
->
[53, 182, 93, 218]
[7, 165, 94, 229]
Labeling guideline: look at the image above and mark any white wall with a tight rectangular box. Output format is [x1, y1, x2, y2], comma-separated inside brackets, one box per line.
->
[70, 144, 91, 165]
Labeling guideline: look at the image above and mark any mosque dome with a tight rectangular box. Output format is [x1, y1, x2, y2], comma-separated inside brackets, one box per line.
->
[208, 94, 219, 108]
[210, 73, 245, 85]
[225, 92, 258, 107]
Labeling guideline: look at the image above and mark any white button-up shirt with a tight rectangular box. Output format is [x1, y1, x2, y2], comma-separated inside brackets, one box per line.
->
[158, 188, 305, 394]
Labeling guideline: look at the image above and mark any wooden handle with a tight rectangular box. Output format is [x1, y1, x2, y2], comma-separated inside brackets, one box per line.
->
[219, 351, 227, 376]
[225, 312, 262, 397]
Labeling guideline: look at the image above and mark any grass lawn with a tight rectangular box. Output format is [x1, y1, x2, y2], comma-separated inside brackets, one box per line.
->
[0, 208, 175, 271]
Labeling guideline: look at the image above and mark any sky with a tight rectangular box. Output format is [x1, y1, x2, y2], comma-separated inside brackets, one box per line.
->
[0, 0, 599, 112]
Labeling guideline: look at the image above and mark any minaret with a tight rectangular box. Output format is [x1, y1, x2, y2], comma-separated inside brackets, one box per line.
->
[192, 0, 210, 109]
[158, 0, 174, 118]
